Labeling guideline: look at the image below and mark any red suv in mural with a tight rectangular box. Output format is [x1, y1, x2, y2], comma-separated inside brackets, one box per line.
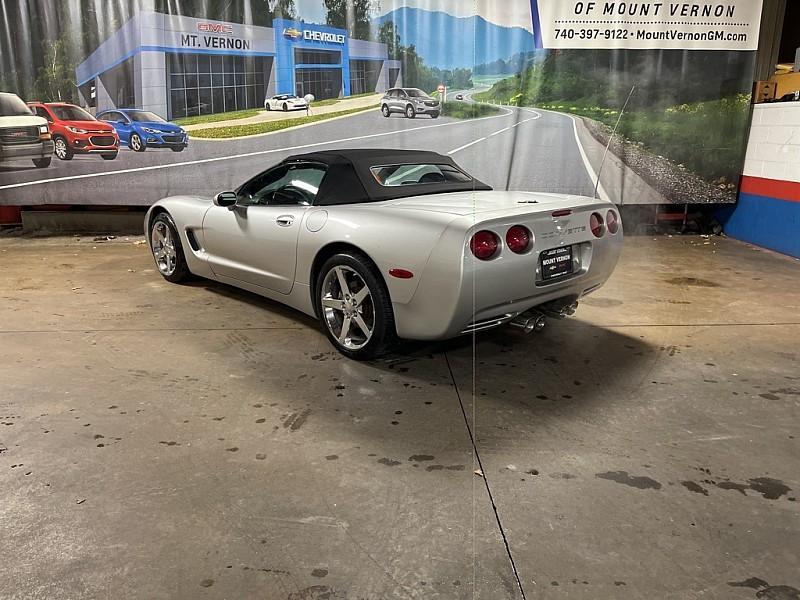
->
[27, 102, 119, 161]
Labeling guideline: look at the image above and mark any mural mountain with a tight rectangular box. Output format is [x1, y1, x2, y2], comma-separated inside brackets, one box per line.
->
[373, 7, 536, 70]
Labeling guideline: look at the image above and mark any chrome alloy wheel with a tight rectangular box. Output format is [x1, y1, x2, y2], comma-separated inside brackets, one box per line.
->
[54, 138, 68, 159]
[150, 221, 177, 276]
[320, 265, 375, 351]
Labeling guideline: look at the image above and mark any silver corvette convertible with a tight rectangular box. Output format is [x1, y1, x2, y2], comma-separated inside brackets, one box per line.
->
[145, 149, 623, 359]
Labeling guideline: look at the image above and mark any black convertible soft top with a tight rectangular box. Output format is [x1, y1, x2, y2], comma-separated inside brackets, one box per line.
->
[280, 149, 492, 206]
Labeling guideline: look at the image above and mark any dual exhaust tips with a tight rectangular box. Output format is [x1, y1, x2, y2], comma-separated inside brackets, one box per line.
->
[510, 301, 579, 334]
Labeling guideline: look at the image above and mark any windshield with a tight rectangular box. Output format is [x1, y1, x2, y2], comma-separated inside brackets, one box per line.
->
[128, 111, 166, 123]
[0, 94, 33, 117]
[275, 95, 297, 100]
[50, 105, 96, 121]
[370, 163, 472, 186]
[405, 89, 429, 98]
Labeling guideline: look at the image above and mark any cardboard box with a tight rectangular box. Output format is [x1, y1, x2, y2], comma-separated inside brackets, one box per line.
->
[753, 80, 777, 103]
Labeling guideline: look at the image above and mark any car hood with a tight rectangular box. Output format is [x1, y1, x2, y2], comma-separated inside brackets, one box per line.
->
[381, 190, 609, 215]
[135, 121, 183, 132]
[0, 115, 47, 128]
[64, 120, 115, 131]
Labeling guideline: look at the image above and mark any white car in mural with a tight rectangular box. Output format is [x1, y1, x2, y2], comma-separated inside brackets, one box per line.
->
[265, 94, 308, 112]
[144, 150, 623, 360]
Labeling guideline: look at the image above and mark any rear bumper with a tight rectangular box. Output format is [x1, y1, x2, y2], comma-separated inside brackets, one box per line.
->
[393, 230, 624, 340]
[0, 140, 54, 161]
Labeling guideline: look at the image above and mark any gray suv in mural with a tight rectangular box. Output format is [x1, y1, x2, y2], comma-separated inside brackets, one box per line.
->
[381, 88, 440, 119]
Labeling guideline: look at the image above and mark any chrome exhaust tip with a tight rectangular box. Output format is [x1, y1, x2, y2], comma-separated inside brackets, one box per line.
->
[510, 314, 546, 334]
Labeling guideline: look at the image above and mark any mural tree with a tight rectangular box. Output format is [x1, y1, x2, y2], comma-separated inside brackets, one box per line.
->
[323, 0, 375, 40]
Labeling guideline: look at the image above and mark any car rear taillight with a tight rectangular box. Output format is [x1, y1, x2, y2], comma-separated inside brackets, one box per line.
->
[606, 209, 619, 234]
[506, 225, 531, 254]
[470, 230, 499, 260]
[590, 212, 605, 238]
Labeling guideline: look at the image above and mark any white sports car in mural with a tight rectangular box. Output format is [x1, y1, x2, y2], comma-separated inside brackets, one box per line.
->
[145, 150, 623, 360]
[264, 94, 308, 111]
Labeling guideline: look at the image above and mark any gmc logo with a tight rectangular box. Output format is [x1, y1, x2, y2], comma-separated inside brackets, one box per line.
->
[197, 22, 233, 35]
[8, 131, 26, 137]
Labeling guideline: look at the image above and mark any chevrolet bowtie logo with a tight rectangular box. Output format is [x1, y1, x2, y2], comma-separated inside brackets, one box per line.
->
[283, 27, 302, 40]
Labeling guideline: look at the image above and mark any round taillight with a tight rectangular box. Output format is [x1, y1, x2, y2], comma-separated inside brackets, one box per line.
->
[470, 230, 499, 260]
[506, 225, 531, 254]
[607, 210, 619, 234]
[590, 212, 605, 238]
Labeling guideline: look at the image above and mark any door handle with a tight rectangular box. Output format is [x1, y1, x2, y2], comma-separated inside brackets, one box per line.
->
[276, 215, 294, 227]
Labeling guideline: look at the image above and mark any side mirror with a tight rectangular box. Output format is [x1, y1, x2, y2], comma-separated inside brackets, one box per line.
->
[214, 191, 238, 208]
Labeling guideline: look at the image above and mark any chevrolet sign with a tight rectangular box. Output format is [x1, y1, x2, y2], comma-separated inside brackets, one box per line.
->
[304, 29, 346, 44]
[283, 27, 302, 40]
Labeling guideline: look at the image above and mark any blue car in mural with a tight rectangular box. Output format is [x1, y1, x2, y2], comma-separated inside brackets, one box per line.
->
[95, 109, 187, 153]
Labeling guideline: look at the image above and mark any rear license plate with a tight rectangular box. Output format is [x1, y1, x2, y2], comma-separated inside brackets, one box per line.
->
[541, 246, 573, 280]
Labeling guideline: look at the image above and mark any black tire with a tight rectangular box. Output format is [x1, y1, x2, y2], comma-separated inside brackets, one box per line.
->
[430, 112, 439, 119]
[315, 251, 396, 360]
[381, 104, 390, 117]
[130, 133, 146, 152]
[53, 136, 73, 160]
[101, 152, 118, 160]
[149, 212, 191, 283]
[405, 105, 416, 119]
[33, 157, 51, 168]
[170, 146, 185, 152]
[282, 103, 288, 112]
[265, 103, 271, 111]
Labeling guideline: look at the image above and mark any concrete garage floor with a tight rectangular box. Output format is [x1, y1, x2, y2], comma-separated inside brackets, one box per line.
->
[0, 234, 798, 600]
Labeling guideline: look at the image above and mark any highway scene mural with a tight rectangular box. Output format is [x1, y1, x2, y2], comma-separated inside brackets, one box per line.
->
[1, 0, 759, 207]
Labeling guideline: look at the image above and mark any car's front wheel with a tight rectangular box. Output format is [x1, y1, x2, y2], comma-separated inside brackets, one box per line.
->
[54, 136, 73, 160]
[149, 212, 191, 283]
[130, 133, 145, 152]
[381, 104, 390, 117]
[101, 152, 118, 160]
[170, 146, 185, 152]
[32, 157, 51, 168]
[282, 103, 289, 112]
[430, 112, 439, 119]
[316, 252, 396, 360]
[405, 105, 416, 119]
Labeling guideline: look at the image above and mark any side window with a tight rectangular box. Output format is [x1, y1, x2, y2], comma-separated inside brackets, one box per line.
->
[35, 106, 52, 121]
[237, 164, 327, 206]
[104, 112, 124, 123]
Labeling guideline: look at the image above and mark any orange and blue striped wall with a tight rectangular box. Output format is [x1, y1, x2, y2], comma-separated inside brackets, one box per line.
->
[719, 176, 800, 258]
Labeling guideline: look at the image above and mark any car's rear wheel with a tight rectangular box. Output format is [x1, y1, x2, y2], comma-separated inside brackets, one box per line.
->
[130, 133, 145, 152]
[405, 105, 416, 119]
[32, 157, 51, 168]
[381, 104, 390, 117]
[101, 152, 118, 160]
[316, 252, 395, 360]
[149, 212, 191, 283]
[53, 136, 73, 160]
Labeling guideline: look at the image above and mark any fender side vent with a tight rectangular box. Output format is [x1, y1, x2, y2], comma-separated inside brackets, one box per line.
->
[185, 229, 201, 252]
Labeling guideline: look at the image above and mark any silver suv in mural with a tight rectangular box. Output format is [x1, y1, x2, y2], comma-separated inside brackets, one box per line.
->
[381, 88, 440, 119]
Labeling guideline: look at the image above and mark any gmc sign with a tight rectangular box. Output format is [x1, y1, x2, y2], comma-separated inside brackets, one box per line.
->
[197, 22, 233, 35]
